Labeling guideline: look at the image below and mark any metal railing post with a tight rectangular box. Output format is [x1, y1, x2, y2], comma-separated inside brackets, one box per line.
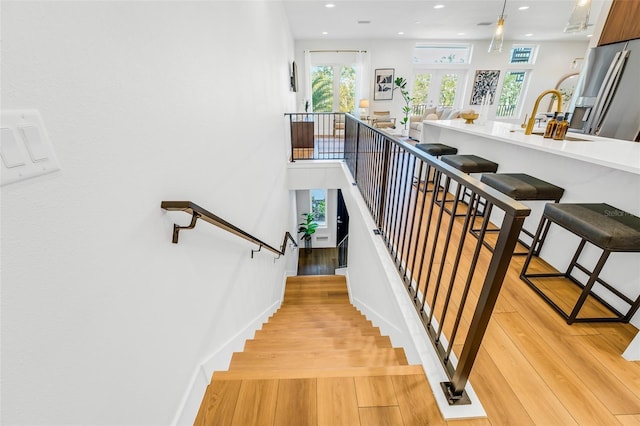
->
[442, 210, 526, 403]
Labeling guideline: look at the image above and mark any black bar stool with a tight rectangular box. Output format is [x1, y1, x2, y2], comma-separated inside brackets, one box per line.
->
[439, 154, 499, 217]
[414, 143, 458, 192]
[521, 203, 640, 324]
[472, 173, 564, 255]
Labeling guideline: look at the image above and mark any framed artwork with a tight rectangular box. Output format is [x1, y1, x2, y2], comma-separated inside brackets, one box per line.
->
[470, 70, 500, 105]
[290, 61, 298, 92]
[374, 68, 394, 100]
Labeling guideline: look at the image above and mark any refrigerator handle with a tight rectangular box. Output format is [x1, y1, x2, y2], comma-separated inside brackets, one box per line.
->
[591, 50, 630, 135]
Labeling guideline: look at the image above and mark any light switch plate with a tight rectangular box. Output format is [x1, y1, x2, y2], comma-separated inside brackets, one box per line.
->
[1, 110, 61, 186]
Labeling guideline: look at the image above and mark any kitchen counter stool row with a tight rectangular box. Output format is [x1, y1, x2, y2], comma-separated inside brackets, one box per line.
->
[415, 141, 640, 325]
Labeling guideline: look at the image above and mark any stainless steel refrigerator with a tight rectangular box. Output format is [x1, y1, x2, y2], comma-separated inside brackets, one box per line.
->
[571, 39, 640, 142]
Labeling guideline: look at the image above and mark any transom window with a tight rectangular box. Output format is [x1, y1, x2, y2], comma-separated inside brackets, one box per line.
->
[412, 44, 472, 65]
[509, 45, 538, 64]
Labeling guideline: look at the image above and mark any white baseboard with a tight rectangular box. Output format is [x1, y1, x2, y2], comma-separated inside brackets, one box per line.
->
[171, 273, 289, 425]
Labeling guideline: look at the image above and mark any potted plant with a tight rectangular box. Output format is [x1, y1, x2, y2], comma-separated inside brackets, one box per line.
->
[298, 213, 318, 253]
[394, 76, 414, 135]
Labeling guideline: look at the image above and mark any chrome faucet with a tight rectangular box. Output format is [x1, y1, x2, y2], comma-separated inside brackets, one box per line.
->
[524, 89, 563, 135]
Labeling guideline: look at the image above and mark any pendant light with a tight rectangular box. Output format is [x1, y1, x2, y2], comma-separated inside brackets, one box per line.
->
[488, 0, 507, 53]
[564, 0, 591, 33]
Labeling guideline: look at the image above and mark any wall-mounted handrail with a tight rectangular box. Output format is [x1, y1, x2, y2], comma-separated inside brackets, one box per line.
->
[160, 201, 297, 257]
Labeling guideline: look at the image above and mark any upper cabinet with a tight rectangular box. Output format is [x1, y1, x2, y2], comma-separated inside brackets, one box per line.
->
[599, 0, 640, 45]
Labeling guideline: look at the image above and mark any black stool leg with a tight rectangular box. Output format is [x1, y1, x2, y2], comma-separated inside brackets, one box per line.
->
[567, 248, 611, 324]
[521, 215, 548, 278]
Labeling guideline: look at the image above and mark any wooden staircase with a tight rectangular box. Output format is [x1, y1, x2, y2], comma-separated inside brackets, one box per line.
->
[194, 275, 445, 425]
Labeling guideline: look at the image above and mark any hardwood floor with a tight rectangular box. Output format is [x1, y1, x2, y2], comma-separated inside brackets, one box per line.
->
[195, 276, 448, 425]
[196, 183, 640, 424]
[298, 247, 338, 276]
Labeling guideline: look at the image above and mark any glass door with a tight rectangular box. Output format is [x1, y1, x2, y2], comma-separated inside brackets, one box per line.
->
[413, 69, 466, 108]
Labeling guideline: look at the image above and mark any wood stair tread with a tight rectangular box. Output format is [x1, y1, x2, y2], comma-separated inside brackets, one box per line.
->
[212, 364, 426, 381]
[243, 335, 392, 352]
[261, 319, 373, 330]
[254, 327, 382, 338]
[195, 275, 439, 426]
[228, 348, 404, 370]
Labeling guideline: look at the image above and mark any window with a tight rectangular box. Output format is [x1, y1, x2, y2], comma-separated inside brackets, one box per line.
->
[412, 73, 431, 105]
[509, 45, 537, 64]
[413, 70, 466, 108]
[413, 44, 472, 65]
[496, 71, 528, 117]
[311, 189, 326, 225]
[312, 65, 356, 112]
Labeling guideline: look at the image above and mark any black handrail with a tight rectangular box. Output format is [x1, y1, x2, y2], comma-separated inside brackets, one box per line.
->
[160, 201, 297, 257]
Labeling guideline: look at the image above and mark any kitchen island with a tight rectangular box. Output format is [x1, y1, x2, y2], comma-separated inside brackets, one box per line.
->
[420, 119, 640, 337]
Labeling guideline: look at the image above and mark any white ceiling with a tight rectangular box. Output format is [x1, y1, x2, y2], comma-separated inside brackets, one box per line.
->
[282, 0, 609, 42]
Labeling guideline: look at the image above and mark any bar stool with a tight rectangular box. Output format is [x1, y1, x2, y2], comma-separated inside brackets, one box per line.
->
[439, 154, 499, 217]
[414, 143, 458, 192]
[521, 203, 640, 324]
[473, 173, 564, 254]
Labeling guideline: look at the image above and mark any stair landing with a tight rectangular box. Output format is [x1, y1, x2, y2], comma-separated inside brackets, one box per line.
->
[194, 275, 446, 425]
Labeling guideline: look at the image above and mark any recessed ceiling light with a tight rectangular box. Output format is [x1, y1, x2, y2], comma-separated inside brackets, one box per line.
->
[587, 34, 593, 37]
[434, 4, 445, 9]
[525, 33, 533, 37]
[325, 3, 335, 8]
[458, 32, 466, 36]
[322, 31, 328, 35]
[398, 31, 405, 35]
[519, 6, 530, 10]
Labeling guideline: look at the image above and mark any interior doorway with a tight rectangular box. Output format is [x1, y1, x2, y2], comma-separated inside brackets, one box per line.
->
[297, 189, 350, 275]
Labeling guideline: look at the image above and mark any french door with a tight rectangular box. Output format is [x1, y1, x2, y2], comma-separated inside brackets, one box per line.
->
[413, 69, 467, 108]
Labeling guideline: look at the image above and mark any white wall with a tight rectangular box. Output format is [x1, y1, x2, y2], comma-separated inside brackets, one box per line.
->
[1, 2, 296, 425]
[295, 38, 589, 123]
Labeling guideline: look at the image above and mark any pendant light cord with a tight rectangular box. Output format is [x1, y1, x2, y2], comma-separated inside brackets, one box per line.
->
[500, 0, 506, 18]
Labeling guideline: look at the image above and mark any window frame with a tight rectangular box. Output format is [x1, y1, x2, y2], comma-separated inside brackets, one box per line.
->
[310, 188, 327, 227]
[496, 69, 531, 118]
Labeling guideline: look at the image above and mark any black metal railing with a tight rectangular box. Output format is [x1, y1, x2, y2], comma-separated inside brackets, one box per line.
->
[340, 114, 530, 404]
[285, 112, 347, 161]
[496, 104, 517, 117]
[160, 201, 297, 258]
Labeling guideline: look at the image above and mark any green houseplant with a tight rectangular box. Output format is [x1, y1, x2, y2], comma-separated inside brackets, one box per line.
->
[394, 76, 414, 133]
[298, 213, 318, 253]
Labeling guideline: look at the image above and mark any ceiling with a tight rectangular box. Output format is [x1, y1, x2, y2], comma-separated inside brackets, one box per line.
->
[282, 0, 609, 42]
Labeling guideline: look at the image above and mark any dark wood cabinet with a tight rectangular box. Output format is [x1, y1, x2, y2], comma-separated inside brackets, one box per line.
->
[292, 121, 314, 148]
[599, 0, 640, 46]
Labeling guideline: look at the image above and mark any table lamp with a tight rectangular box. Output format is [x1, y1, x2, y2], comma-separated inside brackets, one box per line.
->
[359, 99, 369, 119]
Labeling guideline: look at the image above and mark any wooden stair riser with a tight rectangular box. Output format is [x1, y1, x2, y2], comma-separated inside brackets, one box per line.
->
[212, 365, 426, 381]
[228, 349, 403, 370]
[254, 327, 382, 339]
[261, 319, 373, 331]
[243, 336, 393, 352]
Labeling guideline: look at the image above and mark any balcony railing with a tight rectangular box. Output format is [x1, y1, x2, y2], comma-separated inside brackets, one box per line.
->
[290, 113, 530, 404]
[496, 104, 517, 117]
[284, 112, 347, 161]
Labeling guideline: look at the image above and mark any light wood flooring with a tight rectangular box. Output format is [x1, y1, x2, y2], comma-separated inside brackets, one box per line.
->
[195, 275, 446, 425]
[196, 186, 640, 425]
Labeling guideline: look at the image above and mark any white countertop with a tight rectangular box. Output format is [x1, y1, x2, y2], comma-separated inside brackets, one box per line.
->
[423, 120, 640, 175]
